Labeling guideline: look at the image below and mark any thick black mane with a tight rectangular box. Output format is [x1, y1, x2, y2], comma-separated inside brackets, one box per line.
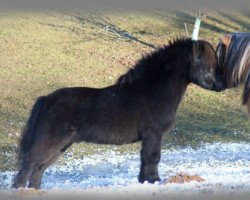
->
[116, 37, 193, 86]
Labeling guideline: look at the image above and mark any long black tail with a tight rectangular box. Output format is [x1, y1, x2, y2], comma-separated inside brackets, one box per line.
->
[17, 96, 47, 168]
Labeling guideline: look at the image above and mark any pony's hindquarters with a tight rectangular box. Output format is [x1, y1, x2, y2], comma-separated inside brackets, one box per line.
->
[12, 96, 75, 189]
[12, 96, 47, 188]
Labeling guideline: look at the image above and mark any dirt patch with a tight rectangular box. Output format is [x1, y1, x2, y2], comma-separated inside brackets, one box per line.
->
[163, 173, 206, 184]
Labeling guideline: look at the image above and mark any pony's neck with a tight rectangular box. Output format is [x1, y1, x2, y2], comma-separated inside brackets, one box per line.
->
[117, 41, 193, 88]
[119, 51, 191, 113]
[136, 43, 192, 95]
[116, 39, 194, 112]
[150, 70, 189, 112]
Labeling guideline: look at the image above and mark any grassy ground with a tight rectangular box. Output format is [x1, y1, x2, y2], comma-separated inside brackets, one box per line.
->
[0, 9, 249, 171]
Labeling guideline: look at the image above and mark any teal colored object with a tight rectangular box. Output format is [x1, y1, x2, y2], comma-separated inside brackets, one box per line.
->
[192, 17, 201, 41]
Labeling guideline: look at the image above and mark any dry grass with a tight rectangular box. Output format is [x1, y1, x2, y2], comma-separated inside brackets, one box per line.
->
[0, 9, 249, 170]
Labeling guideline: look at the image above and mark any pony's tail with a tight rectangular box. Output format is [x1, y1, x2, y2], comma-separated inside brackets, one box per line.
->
[17, 96, 47, 168]
[242, 73, 250, 114]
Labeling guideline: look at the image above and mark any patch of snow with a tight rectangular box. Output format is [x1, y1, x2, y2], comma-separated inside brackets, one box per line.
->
[0, 142, 250, 199]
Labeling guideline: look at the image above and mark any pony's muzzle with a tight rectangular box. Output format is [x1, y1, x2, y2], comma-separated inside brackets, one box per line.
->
[199, 73, 225, 92]
[210, 67, 228, 92]
[212, 74, 227, 92]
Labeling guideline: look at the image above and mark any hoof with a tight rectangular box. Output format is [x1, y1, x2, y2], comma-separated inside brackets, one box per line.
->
[12, 183, 25, 189]
[148, 177, 161, 184]
[139, 176, 161, 184]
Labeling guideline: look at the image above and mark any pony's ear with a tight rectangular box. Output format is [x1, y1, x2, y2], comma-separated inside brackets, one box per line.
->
[219, 34, 232, 46]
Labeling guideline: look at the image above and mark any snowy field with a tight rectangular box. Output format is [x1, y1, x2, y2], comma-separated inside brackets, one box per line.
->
[0, 142, 250, 200]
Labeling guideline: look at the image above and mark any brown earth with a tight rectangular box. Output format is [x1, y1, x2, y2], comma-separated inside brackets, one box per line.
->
[163, 173, 206, 184]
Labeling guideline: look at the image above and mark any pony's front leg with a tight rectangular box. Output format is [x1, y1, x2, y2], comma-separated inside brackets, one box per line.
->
[139, 133, 162, 183]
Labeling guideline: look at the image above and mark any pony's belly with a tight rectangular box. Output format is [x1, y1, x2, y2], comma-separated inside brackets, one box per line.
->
[78, 126, 140, 145]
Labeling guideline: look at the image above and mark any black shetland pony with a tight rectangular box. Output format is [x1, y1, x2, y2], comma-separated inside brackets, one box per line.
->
[12, 38, 223, 189]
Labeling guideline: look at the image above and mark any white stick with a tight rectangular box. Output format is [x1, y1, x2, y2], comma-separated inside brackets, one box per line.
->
[184, 23, 189, 36]
[192, 17, 201, 41]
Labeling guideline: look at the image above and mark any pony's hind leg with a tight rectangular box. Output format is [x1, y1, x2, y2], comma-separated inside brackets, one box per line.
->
[12, 160, 35, 188]
[28, 153, 60, 189]
[28, 165, 46, 189]
[28, 141, 73, 189]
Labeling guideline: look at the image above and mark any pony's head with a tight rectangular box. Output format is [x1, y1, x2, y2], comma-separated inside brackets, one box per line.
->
[216, 32, 250, 113]
[189, 40, 225, 92]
